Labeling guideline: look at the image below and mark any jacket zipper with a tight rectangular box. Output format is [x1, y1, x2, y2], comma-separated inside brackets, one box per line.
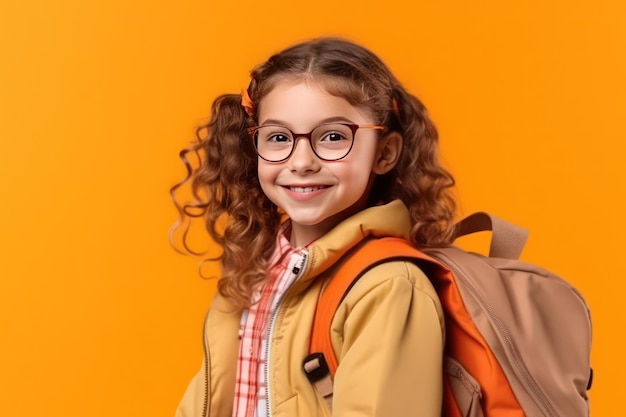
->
[202, 309, 211, 417]
[264, 251, 309, 417]
[435, 252, 558, 417]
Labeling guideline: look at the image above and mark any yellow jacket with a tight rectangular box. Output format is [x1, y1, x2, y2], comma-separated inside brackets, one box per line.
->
[175, 200, 445, 417]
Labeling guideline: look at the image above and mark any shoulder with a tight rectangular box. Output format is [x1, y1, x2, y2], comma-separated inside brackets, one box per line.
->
[343, 260, 440, 307]
[328, 259, 445, 360]
[331, 259, 444, 332]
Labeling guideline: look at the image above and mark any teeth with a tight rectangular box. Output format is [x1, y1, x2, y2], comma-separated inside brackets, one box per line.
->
[290, 186, 324, 193]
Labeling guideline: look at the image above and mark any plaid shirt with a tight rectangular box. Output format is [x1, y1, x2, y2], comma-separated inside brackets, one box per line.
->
[232, 230, 306, 417]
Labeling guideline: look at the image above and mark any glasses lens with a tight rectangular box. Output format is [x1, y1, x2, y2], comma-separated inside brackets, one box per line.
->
[254, 126, 293, 162]
[311, 124, 354, 160]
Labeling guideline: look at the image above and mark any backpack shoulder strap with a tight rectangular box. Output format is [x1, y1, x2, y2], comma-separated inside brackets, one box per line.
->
[304, 237, 445, 410]
[307, 237, 438, 377]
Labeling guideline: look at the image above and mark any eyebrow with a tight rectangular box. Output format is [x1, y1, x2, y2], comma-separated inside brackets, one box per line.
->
[258, 116, 355, 127]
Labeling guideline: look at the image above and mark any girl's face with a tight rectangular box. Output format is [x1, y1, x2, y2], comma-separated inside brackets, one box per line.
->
[256, 80, 383, 247]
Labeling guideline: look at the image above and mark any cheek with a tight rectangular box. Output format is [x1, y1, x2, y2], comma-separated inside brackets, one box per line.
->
[257, 162, 277, 194]
[334, 165, 373, 194]
[340, 149, 377, 183]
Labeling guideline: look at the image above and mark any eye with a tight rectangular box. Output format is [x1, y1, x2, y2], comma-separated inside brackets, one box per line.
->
[267, 133, 291, 143]
[320, 131, 347, 142]
[313, 124, 353, 149]
[256, 126, 293, 145]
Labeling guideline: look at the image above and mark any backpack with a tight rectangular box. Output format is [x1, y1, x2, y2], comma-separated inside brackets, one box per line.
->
[303, 212, 592, 417]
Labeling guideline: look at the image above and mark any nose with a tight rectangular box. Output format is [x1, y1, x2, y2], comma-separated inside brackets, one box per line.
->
[288, 136, 321, 174]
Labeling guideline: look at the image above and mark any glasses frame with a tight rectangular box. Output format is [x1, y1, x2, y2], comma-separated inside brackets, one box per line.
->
[248, 122, 387, 162]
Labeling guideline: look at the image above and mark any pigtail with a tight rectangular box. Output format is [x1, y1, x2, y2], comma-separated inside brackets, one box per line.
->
[388, 86, 457, 247]
[170, 93, 281, 309]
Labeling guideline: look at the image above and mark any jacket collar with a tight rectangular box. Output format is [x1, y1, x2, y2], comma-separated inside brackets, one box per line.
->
[291, 200, 411, 291]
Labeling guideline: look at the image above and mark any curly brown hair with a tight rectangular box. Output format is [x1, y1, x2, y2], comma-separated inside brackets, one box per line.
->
[171, 37, 456, 309]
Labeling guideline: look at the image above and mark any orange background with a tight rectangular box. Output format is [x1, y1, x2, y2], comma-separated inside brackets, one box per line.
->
[1, 0, 623, 415]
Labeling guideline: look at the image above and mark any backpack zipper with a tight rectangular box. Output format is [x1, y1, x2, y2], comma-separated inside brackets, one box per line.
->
[435, 251, 558, 417]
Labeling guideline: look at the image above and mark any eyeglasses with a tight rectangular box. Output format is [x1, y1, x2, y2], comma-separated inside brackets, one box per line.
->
[248, 122, 386, 162]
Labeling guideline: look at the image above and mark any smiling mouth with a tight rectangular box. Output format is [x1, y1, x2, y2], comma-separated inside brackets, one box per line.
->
[287, 185, 328, 193]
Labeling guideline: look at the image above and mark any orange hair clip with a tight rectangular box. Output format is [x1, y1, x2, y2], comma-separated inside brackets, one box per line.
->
[391, 98, 400, 118]
[241, 88, 254, 116]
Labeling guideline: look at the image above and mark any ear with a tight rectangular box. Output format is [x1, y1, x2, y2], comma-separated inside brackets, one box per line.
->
[373, 131, 403, 175]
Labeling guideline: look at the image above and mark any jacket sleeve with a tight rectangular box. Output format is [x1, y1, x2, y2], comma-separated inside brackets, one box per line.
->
[329, 260, 445, 417]
[175, 364, 206, 417]
[175, 294, 240, 417]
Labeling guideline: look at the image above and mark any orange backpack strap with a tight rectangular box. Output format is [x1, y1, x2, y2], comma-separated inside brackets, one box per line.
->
[304, 237, 442, 383]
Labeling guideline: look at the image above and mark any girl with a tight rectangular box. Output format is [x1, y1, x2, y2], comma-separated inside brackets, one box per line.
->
[172, 37, 456, 417]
